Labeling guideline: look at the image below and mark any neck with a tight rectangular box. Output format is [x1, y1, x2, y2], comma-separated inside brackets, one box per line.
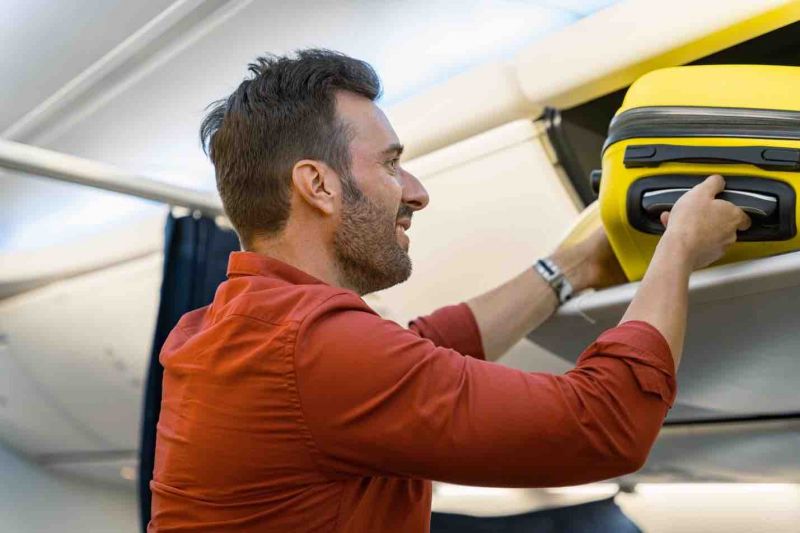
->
[248, 223, 348, 290]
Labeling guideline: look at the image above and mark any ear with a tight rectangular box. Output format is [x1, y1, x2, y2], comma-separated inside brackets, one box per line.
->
[291, 160, 339, 216]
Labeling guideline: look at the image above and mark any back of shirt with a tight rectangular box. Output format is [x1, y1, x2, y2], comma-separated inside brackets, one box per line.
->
[149, 253, 485, 532]
[149, 252, 675, 532]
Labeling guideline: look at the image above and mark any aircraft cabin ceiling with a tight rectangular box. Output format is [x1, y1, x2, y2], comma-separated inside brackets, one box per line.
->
[0, 0, 618, 254]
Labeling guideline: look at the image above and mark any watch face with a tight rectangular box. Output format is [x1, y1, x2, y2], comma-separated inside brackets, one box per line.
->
[537, 259, 558, 278]
[536, 260, 554, 278]
[536, 263, 556, 283]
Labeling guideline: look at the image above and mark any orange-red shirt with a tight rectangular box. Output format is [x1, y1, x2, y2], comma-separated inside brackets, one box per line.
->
[149, 251, 676, 532]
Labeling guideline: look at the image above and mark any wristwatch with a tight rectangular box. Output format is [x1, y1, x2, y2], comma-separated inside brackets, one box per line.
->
[534, 257, 574, 305]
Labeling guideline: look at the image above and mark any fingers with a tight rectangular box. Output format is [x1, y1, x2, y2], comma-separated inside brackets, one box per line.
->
[714, 200, 752, 232]
[696, 174, 726, 196]
[660, 211, 670, 227]
[736, 210, 752, 231]
[692, 174, 750, 231]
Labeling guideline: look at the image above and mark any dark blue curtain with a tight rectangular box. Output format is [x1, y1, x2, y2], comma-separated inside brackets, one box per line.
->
[431, 497, 641, 533]
[138, 213, 240, 530]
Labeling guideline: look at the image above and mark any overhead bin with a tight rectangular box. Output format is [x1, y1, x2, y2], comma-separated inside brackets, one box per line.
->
[0, 253, 162, 457]
[388, 62, 536, 162]
[544, 18, 800, 211]
[389, 0, 799, 160]
[625, 418, 800, 483]
[527, 250, 800, 422]
[0, 212, 164, 299]
[515, 0, 800, 110]
[529, 19, 800, 430]
[0, 137, 220, 300]
[0, 343, 107, 455]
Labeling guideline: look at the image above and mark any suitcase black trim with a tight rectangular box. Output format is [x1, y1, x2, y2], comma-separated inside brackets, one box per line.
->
[604, 106, 800, 152]
[623, 144, 800, 171]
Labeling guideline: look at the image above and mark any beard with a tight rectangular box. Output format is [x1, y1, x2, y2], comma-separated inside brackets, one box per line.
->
[333, 177, 413, 295]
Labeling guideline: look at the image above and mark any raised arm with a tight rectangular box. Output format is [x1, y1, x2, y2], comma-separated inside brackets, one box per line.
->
[468, 174, 750, 366]
[294, 295, 676, 488]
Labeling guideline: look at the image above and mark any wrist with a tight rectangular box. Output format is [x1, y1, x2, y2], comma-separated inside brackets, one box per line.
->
[653, 232, 694, 275]
[658, 231, 692, 262]
[550, 247, 591, 293]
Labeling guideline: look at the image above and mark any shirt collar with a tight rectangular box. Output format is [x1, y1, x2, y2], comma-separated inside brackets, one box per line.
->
[226, 251, 327, 286]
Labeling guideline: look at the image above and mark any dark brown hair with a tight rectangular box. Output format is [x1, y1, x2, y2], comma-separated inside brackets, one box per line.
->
[200, 49, 381, 245]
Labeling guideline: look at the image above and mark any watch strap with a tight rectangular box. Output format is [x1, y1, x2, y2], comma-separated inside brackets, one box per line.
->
[534, 258, 574, 305]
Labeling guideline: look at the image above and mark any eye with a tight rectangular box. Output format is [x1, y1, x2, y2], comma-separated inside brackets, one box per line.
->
[386, 157, 400, 173]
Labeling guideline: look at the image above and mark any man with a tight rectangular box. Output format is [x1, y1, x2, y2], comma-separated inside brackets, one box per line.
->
[149, 50, 750, 532]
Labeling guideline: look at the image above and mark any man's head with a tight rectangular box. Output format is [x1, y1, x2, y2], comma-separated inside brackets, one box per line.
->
[201, 49, 429, 295]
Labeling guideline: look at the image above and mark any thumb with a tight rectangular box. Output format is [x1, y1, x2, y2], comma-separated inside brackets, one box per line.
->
[660, 211, 670, 227]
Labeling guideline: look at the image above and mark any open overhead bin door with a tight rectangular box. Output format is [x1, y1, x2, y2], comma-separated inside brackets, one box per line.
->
[527, 251, 800, 423]
[530, 18, 800, 425]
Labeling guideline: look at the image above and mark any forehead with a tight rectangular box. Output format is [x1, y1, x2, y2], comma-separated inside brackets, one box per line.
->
[334, 91, 399, 156]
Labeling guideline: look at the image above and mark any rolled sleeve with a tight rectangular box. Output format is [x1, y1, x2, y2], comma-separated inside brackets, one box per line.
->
[577, 321, 677, 407]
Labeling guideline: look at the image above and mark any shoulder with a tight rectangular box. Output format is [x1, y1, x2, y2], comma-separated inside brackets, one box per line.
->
[294, 291, 436, 370]
[222, 278, 374, 327]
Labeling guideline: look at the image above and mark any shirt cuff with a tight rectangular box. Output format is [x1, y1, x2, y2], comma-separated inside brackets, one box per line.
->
[577, 320, 677, 407]
[408, 303, 485, 360]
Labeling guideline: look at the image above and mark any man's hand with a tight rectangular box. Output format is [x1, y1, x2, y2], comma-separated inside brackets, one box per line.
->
[659, 174, 752, 270]
[551, 227, 628, 293]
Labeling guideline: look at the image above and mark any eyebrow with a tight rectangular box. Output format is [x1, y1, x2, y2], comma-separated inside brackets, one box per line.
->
[381, 143, 404, 157]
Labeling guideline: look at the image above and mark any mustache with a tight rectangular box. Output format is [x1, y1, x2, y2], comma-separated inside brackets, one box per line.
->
[396, 204, 414, 221]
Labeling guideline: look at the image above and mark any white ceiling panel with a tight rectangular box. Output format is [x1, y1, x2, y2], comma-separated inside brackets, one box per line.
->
[539, 0, 618, 16]
[0, 0, 177, 132]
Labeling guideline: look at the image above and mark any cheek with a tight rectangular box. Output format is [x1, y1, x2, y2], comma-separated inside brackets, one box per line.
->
[354, 169, 402, 215]
[374, 175, 402, 213]
[387, 174, 403, 203]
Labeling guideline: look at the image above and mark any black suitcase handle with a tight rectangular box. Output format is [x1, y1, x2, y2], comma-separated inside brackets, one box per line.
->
[641, 188, 778, 219]
[626, 175, 797, 242]
[624, 144, 800, 171]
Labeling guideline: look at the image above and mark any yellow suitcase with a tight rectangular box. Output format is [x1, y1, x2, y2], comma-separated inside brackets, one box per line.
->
[596, 65, 800, 281]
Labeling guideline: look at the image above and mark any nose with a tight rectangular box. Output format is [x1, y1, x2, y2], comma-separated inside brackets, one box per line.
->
[400, 168, 429, 212]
